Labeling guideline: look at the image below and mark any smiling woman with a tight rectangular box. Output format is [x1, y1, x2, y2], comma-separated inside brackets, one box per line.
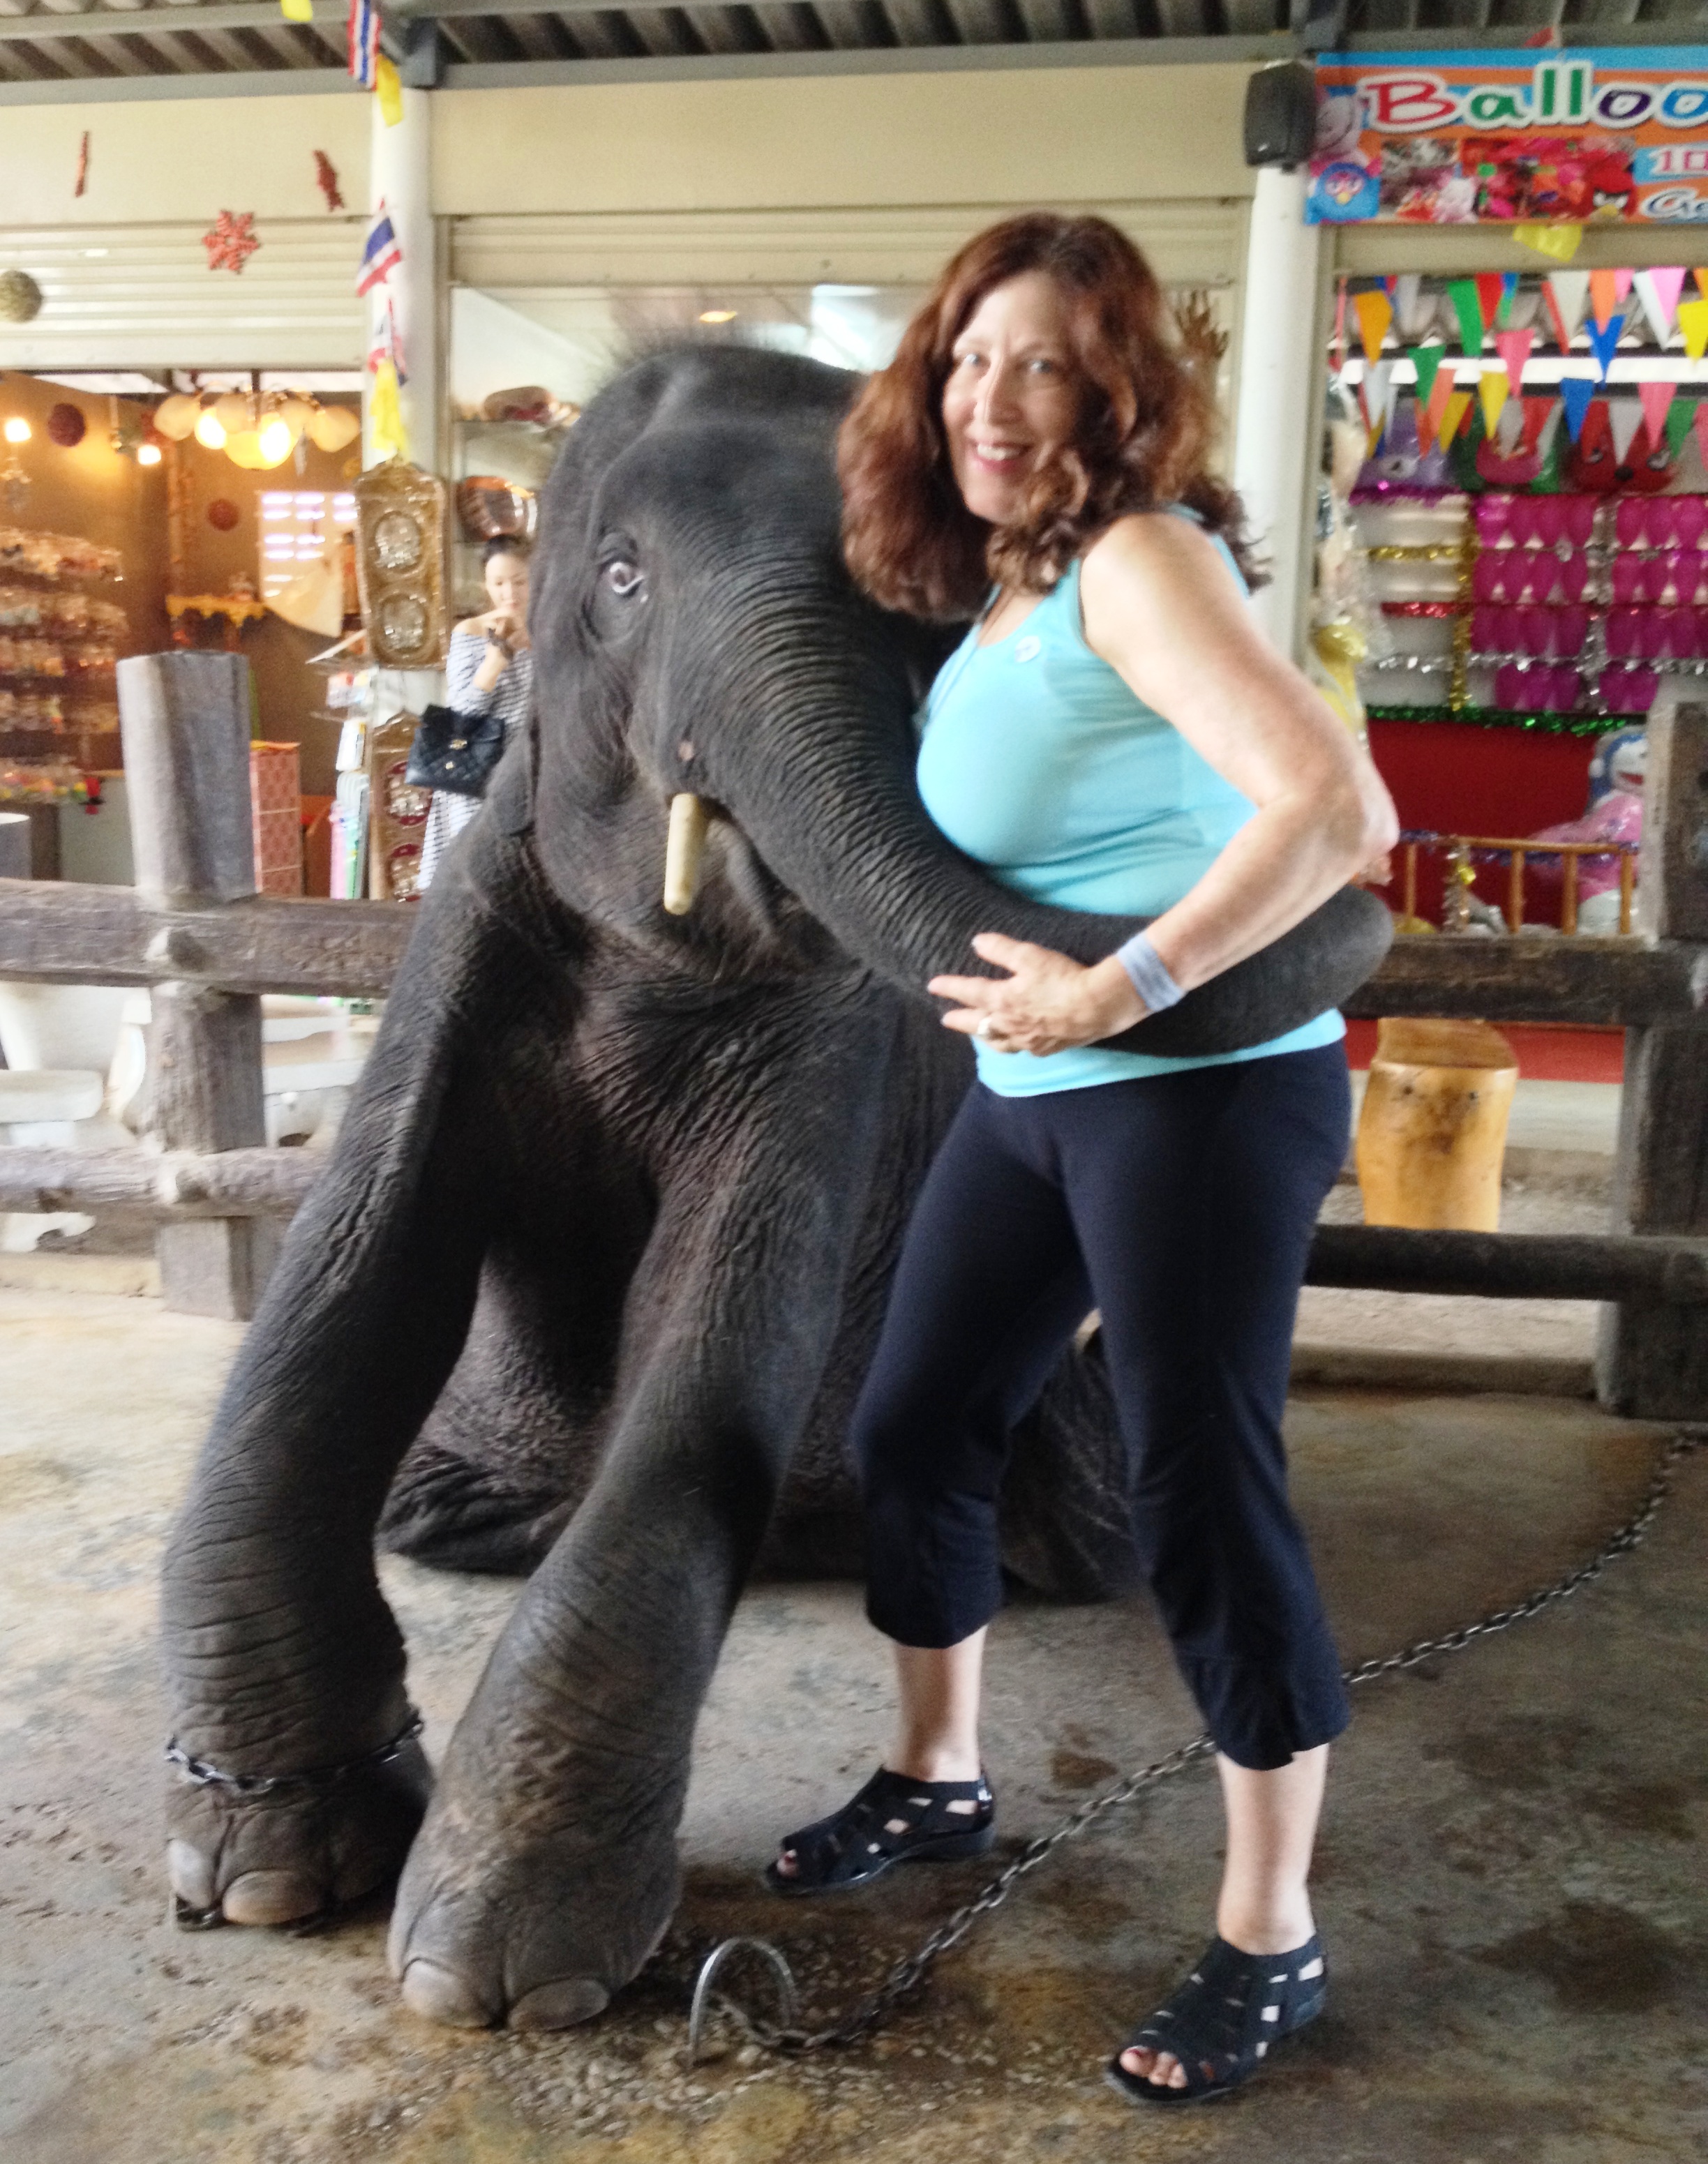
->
[839, 213, 1259, 623]
[770, 212, 1396, 2110]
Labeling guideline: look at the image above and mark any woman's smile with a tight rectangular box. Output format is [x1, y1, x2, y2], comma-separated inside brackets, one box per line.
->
[941, 269, 1080, 524]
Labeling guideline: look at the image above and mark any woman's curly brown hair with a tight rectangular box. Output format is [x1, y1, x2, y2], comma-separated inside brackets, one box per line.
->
[839, 212, 1259, 622]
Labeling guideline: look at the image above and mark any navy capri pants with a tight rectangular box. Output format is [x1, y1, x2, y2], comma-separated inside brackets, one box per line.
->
[852, 1042, 1351, 1773]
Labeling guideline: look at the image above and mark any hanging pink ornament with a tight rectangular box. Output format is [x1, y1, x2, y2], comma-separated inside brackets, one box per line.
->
[1658, 607, 1689, 659]
[1496, 663, 1528, 709]
[1475, 495, 1513, 544]
[1674, 495, 1708, 550]
[1555, 606, 1589, 657]
[1564, 497, 1598, 547]
[1552, 667, 1582, 712]
[1611, 555, 1647, 603]
[1636, 608, 1667, 659]
[1615, 497, 1649, 550]
[1473, 553, 1505, 603]
[1645, 497, 1676, 550]
[1534, 496, 1567, 549]
[1507, 496, 1537, 548]
[1693, 606, 1708, 657]
[1472, 603, 1501, 649]
[1605, 608, 1642, 657]
[1518, 605, 1552, 655]
[1529, 553, 1562, 603]
[1557, 550, 1591, 603]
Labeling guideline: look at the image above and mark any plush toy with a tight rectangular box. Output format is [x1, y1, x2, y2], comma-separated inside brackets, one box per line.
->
[1524, 726, 1645, 932]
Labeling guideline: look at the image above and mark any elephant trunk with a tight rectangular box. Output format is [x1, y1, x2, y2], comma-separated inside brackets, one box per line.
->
[714, 666, 1391, 1059]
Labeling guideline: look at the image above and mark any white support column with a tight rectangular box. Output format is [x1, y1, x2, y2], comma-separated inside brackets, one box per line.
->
[367, 85, 439, 475]
[1232, 166, 1326, 661]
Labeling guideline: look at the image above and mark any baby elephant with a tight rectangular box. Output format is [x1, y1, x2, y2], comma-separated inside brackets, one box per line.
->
[159, 345, 1388, 2028]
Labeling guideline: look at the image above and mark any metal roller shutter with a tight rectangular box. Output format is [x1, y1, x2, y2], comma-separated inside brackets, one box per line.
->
[451, 201, 1248, 294]
[0, 220, 366, 373]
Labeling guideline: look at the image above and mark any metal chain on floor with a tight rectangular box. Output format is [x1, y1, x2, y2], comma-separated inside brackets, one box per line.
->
[687, 1426, 1705, 2064]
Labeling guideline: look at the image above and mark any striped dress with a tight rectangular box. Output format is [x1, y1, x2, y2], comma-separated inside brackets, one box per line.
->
[417, 627, 534, 888]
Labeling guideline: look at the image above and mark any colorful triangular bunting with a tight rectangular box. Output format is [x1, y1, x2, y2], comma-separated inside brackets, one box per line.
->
[1439, 389, 1474, 448]
[1409, 341, 1446, 407]
[1544, 271, 1589, 352]
[1586, 313, 1625, 380]
[1589, 269, 1621, 330]
[1417, 366, 1455, 452]
[1633, 268, 1688, 347]
[1494, 328, 1533, 400]
[1638, 380, 1677, 448]
[1478, 368, 1509, 438]
[1445, 278, 1484, 357]
[1560, 376, 1597, 443]
[1678, 296, 1708, 363]
[1609, 401, 1645, 465]
[1474, 273, 1506, 336]
[1354, 288, 1393, 364]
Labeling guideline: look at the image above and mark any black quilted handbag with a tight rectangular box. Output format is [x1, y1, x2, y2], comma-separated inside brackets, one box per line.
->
[405, 703, 507, 799]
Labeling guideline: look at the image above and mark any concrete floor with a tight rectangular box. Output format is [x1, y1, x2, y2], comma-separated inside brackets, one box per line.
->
[3, 1271, 1705, 2164]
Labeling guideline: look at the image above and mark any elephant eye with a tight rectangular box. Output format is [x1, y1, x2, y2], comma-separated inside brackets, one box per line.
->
[601, 559, 645, 600]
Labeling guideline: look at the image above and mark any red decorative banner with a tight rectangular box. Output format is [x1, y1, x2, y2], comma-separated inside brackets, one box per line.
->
[1308, 47, 1708, 225]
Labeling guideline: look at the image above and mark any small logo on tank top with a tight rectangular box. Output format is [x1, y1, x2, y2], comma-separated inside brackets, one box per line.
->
[1013, 636, 1042, 663]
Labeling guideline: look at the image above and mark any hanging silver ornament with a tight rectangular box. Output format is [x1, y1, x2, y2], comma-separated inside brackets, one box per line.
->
[0, 270, 44, 324]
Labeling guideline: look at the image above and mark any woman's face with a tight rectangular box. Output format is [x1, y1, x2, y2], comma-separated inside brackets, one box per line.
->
[941, 271, 1081, 527]
[484, 551, 530, 615]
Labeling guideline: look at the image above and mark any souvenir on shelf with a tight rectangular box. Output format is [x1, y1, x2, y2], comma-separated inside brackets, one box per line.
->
[0, 524, 128, 781]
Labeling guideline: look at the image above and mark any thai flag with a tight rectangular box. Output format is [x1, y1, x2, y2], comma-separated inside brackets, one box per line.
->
[357, 202, 402, 297]
[347, 0, 378, 89]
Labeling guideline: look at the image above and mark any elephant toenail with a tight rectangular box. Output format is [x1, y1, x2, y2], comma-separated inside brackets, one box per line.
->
[166, 1839, 215, 1911]
[400, 1959, 500, 2029]
[510, 1978, 610, 2031]
[220, 1870, 324, 1927]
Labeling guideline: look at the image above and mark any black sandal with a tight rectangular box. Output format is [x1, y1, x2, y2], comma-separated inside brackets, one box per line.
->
[1105, 1933, 1326, 2106]
[764, 1765, 995, 1898]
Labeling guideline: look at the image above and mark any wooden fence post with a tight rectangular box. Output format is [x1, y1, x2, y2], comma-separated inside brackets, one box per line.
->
[1596, 698, 1708, 1417]
[117, 652, 276, 1320]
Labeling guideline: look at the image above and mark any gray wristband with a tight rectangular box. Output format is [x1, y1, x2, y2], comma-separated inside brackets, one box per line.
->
[1115, 931, 1185, 1014]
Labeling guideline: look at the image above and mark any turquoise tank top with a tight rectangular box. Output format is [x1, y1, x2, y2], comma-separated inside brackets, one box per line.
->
[915, 537, 1345, 1097]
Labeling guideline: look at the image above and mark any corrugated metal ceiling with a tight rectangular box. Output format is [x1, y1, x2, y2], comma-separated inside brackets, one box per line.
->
[1, 3, 1703, 91]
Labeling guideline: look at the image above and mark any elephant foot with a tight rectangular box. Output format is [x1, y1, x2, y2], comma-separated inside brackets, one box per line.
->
[387, 1780, 681, 2029]
[164, 1729, 432, 1928]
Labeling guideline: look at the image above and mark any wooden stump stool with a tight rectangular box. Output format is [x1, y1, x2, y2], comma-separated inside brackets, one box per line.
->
[1356, 1017, 1519, 1233]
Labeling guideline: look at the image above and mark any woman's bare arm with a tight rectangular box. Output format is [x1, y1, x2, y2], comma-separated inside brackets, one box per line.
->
[929, 513, 1396, 1052]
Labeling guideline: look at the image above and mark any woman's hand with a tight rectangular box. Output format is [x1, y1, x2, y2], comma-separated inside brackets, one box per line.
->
[929, 933, 1146, 1055]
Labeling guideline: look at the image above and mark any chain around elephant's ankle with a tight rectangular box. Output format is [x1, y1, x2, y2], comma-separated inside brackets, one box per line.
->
[163, 1711, 425, 1798]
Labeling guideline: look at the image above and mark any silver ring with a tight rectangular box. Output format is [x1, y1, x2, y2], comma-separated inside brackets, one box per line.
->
[975, 1017, 994, 1040]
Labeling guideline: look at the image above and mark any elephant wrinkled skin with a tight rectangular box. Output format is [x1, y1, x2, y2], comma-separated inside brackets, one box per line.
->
[159, 347, 1390, 2029]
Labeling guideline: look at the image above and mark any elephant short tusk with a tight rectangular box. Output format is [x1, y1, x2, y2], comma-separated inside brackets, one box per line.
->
[663, 792, 709, 916]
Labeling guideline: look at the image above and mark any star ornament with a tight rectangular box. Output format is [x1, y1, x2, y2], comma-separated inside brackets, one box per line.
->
[202, 210, 260, 276]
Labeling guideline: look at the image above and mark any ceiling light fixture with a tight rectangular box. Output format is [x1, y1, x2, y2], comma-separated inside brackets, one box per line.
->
[698, 309, 737, 325]
[3, 416, 30, 444]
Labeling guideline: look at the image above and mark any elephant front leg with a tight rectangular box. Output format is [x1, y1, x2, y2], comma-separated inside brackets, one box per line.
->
[387, 1205, 862, 2029]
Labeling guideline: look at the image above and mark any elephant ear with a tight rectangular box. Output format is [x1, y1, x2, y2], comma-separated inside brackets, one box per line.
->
[489, 705, 537, 837]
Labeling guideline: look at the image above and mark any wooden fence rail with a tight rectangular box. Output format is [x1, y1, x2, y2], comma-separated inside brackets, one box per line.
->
[2, 656, 1707, 1417]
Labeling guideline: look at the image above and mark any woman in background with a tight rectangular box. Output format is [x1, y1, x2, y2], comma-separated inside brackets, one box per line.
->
[418, 537, 533, 889]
